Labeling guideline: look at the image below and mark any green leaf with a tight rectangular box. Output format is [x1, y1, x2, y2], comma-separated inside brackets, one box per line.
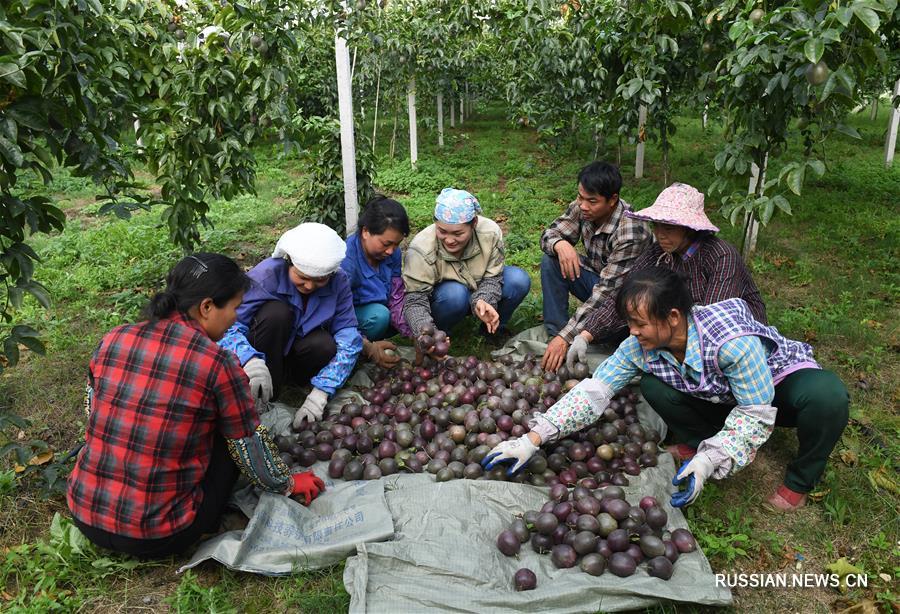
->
[804, 38, 824, 64]
[0, 133, 23, 167]
[835, 6, 853, 25]
[20, 280, 51, 309]
[0, 62, 25, 88]
[820, 71, 837, 101]
[834, 68, 855, 94]
[834, 124, 861, 139]
[853, 6, 880, 32]
[773, 195, 792, 215]
[759, 197, 775, 225]
[3, 338, 19, 366]
[806, 159, 826, 177]
[786, 166, 805, 196]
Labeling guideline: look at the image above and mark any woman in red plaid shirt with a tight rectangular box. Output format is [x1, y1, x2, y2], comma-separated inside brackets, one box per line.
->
[67, 254, 325, 558]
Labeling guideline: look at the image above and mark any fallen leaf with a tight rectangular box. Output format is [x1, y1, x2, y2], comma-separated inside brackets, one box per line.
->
[826, 557, 864, 577]
[826, 557, 866, 593]
[30, 450, 54, 466]
[1, 591, 12, 601]
[835, 599, 879, 614]
[868, 467, 900, 495]
[808, 488, 830, 501]
[839, 449, 858, 466]
[860, 319, 882, 329]
[879, 573, 891, 582]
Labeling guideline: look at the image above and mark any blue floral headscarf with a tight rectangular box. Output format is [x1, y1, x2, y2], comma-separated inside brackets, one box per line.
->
[434, 188, 482, 224]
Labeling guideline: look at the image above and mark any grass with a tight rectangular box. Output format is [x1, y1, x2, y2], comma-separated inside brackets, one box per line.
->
[1, 101, 898, 612]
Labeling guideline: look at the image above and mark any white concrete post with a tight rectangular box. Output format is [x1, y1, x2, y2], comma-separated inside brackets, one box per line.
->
[335, 36, 358, 234]
[407, 77, 418, 167]
[635, 105, 647, 179]
[437, 92, 444, 147]
[885, 78, 900, 167]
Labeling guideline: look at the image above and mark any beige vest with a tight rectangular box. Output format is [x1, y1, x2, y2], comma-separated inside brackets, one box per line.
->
[403, 216, 505, 292]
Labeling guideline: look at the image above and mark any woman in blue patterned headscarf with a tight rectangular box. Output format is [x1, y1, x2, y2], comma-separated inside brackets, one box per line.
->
[402, 188, 531, 354]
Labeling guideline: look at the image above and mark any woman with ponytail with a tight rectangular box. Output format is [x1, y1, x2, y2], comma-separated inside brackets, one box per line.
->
[67, 253, 325, 559]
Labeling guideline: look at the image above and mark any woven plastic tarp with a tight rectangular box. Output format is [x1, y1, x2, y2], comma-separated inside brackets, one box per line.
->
[182, 326, 731, 610]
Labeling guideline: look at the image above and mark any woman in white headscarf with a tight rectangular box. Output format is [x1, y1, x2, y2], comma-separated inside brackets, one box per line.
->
[219, 223, 363, 428]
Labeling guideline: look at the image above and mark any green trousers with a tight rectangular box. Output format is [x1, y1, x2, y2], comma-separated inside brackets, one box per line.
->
[640, 369, 849, 493]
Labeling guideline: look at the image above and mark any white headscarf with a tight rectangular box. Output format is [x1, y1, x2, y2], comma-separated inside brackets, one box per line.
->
[272, 223, 346, 277]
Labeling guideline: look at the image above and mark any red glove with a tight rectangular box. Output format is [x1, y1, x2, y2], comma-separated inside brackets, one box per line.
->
[291, 471, 326, 506]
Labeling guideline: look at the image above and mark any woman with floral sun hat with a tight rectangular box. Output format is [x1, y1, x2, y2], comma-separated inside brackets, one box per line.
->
[566, 182, 767, 371]
[402, 188, 531, 355]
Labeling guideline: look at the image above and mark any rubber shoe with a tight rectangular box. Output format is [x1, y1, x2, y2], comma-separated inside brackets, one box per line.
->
[665, 444, 697, 464]
[763, 485, 807, 513]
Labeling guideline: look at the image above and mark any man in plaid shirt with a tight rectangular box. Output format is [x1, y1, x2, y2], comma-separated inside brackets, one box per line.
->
[539, 161, 651, 371]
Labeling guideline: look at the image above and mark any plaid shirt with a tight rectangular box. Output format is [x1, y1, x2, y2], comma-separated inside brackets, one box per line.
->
[591, 315, 774, 406]
[67, 313, 259, 540]
[582, 235, 767, 339]
[540, 200, 652, 341]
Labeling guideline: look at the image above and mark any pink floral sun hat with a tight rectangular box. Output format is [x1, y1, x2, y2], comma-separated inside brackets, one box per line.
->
[625, 182, 719, 233]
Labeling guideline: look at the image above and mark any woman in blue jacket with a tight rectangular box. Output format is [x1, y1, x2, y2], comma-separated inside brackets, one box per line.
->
[340, 196, 412, 369]
[220, 223, 362, 428]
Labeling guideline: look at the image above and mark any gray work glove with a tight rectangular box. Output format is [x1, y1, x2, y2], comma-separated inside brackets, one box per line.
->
[565, 335, 589, 370]
[293, 388, 328, 428]
[243, 357, 273, 403]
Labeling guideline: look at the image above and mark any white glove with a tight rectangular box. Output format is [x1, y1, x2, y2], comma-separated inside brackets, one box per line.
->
[481, 435, 539, 475]
[670, 452, 715, 507]
[293, 388, 329, 428]
[566, 334, 589, 369]
[243, 358, 273, 403]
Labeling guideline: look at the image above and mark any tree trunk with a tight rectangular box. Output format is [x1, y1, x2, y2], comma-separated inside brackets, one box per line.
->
[389, 89, 399, 160]
[741, 151, 768, 261]
[465, 80, 470, 116]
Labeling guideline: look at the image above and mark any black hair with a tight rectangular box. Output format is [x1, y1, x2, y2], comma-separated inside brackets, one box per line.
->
[358, 195, 410, 237]
[577, 161, 623, 199]
[143, 253, 250, 322]
[615, 267, 694, 322]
